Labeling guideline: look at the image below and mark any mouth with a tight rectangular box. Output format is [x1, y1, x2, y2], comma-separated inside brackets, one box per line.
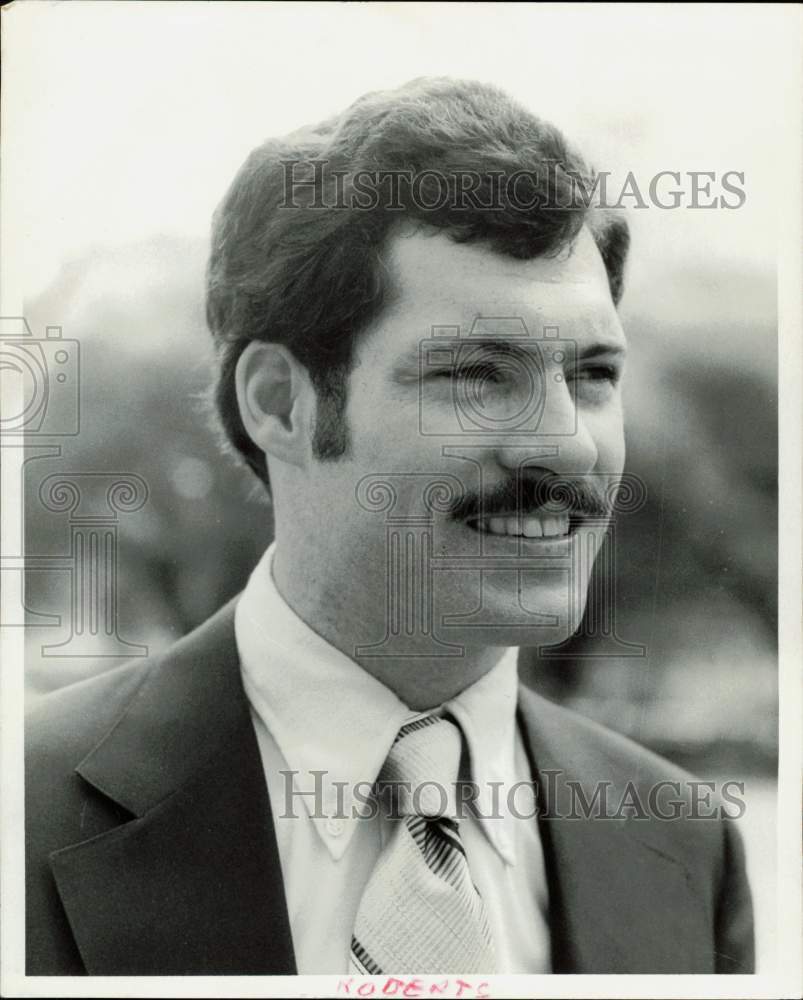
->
[465, 511, 582, 539]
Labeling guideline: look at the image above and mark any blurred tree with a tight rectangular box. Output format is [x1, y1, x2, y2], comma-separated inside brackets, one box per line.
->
[23, 237, 778, 774]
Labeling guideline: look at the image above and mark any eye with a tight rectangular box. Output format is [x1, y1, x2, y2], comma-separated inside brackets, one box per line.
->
[428, 362, 508, 384]
[567, 364, 622, 402]
[573, 364, 620, 384]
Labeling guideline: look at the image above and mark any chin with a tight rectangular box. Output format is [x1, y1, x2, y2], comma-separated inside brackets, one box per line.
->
[434, 571, 589, 651]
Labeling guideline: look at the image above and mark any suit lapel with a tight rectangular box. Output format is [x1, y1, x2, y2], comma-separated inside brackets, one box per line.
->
[49, 601, 297, 975]
[517, 683, 713, 974]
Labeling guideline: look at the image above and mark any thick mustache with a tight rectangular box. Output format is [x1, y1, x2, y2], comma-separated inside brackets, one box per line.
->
[446, 474, 613, 522]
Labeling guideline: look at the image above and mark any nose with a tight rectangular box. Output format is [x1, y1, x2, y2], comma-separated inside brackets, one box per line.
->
[495, 376, 598, 477]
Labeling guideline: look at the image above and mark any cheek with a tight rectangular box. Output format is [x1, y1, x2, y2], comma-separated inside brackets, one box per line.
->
[347, 383, 425, 464]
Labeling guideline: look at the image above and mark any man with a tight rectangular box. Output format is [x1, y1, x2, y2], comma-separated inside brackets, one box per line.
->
[26, 77, 754, 976]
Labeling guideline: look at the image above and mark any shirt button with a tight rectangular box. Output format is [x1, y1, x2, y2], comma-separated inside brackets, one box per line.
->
[326, 817, 345, 837]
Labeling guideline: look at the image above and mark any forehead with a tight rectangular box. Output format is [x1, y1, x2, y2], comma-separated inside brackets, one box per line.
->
[363, 224, 624, 357]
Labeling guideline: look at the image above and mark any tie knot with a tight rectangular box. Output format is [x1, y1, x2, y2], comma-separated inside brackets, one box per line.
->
[377, 715, 463, 818]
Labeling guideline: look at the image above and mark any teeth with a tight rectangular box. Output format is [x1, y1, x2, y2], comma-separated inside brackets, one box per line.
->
[522, 517, 543, 538]
[477, 513, 570, 538]
[542, 516, 560, 538]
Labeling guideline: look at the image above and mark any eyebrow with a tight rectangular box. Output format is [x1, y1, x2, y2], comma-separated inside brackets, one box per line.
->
[575, 342, 627, 361]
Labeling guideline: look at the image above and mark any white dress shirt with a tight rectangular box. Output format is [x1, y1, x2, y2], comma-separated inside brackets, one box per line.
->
[236, 543, 552, 974]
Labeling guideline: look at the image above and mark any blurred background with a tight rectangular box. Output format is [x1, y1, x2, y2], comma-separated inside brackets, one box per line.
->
[7, 2, 783, 972]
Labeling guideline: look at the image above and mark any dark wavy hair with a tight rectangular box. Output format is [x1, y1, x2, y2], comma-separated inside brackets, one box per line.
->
[206, 77, 630, 489]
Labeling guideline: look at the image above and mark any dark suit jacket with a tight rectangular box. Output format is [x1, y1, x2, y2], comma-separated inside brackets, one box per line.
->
[25, 599, 754, 975]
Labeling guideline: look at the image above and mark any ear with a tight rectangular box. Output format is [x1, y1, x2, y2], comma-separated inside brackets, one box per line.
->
[235, 340, 311, 469]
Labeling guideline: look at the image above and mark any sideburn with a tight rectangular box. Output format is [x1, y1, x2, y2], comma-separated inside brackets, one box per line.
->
[310, 363, 352, 460]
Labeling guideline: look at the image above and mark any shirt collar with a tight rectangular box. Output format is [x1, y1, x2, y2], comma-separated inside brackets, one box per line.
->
[447, 650, 520, 865]
[236, 542, 520, 865]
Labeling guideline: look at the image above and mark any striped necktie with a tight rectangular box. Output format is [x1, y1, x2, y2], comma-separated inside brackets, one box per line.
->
[350, 715, 496, 974]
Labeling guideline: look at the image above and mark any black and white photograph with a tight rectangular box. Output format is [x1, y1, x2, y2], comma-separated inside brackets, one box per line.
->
[1, 3, 800, 998]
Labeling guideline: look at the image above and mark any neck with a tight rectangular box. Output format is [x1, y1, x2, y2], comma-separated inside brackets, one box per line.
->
[353, 646, 509, 711]
[271, 543, 510, 710]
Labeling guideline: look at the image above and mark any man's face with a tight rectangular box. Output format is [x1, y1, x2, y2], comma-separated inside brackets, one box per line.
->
[300, 224, 627, 655]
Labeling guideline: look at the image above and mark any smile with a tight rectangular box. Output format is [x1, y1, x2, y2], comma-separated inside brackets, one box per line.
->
[466, 512, 575, 539]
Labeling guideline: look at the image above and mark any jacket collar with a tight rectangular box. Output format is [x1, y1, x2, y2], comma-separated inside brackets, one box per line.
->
[517, 684, 712, 973]
[50, 599, 297, 975]
[75, 599, 248, 816]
